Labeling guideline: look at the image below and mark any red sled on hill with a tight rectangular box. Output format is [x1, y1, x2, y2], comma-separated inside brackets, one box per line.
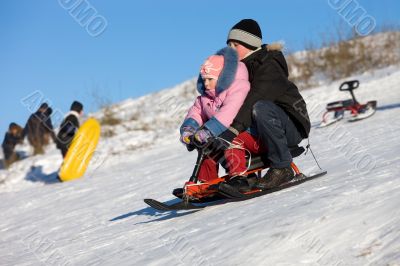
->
[144, 143, 327, 211]
[318, 80, 377, 128]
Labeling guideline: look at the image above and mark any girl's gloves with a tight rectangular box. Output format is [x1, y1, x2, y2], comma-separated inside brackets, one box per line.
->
[194, 129, 212, 144]
[180, 126, 196, 145]
[180, 127, 213, 146]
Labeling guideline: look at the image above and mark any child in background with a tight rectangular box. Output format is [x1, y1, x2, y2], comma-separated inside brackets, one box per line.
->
[56, 101, 84, 158]
[2, 123, 24, 168]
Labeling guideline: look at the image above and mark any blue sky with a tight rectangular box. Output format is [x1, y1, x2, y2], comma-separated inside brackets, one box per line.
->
[0, 0, 399, 135]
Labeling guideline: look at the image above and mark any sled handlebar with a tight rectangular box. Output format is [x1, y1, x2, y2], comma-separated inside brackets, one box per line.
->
[187, 137, 224, 183]
[339, 80, 359, 91]
[186, 135, 218, 154]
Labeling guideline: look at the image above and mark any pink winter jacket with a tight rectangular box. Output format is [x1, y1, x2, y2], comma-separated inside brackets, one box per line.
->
[180, 47, 250, 137]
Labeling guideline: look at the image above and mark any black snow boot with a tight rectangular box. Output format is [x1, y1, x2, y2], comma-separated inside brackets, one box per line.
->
[225, 176, 252, 193]
[172, 188, 184, 198]
[255, 167, 294, 190]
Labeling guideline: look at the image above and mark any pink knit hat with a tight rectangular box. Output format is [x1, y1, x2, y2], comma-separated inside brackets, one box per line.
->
[200, 55, 224, 80]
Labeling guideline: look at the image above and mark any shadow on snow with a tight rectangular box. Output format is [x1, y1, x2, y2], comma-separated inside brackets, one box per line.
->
[109, 198, 200, 223]
[25, 165, 60, 184]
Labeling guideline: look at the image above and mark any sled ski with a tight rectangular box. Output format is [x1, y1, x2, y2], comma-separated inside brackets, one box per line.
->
[143, 199, 207, 211]
[218, 170, 328, 199]
[348, 102, 377, 122]
[318, 114, 343, 128]
[144, 171, 328, 211]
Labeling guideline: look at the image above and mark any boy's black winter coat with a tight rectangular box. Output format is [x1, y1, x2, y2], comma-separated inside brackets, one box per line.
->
[56, 114, 80, 151]
[231, 45, 310, 138]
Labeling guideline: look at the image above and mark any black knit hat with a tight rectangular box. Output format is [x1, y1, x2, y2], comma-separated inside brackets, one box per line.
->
[70, 101, 83, 113]
[227, 19, 262, 50]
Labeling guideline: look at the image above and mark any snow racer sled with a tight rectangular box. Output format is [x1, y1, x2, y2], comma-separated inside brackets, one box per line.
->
[144, 141, 327, 211]
[318, 80, 377, 128]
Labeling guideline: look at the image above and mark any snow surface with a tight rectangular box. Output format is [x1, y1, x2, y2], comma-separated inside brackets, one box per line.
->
[0, 66, 400, 265]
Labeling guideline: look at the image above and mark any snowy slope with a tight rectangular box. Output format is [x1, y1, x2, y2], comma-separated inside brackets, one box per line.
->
[288, 31, 400, 88]
[0, 66, 400, 265]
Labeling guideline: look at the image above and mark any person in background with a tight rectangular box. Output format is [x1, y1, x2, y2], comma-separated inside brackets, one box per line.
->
[42, 107, 57, 146]
[23, 103, 53, 155]
[56, 101, 84, 158]
[2, 123, 24, 168]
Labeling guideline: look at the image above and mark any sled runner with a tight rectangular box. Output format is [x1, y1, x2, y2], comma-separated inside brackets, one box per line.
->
[318, 80, 377, 128]
[144, 142, 327, 211]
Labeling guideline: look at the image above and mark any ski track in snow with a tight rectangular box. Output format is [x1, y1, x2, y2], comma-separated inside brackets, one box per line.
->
[0, 66, 400, 265]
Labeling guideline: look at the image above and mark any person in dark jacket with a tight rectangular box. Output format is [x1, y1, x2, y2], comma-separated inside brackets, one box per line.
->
[23, 103, 55, 155]
[216, 19, 310, 191]
[42, 107, 57, 146]
[56, 101, 83, 158]
[2, 123, 24, 168]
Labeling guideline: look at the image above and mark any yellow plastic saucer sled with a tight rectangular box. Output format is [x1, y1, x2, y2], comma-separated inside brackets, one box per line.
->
[58, 118, 101, 182]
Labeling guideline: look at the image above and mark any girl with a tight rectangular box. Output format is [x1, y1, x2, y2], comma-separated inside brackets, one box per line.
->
[180, 47, 250, 182]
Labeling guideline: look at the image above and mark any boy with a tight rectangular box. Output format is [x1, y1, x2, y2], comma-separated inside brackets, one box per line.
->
[56, 101, 84, 158]
[217, 19, 310, 190]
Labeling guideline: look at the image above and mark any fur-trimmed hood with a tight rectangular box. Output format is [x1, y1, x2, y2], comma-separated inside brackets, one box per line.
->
[197, 47, 244, 95]
[242, 42, 289, 77]
[265, 42, 284, 51]
[64, 110, 81, 120]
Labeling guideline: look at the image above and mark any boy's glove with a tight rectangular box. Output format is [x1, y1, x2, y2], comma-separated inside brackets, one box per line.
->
[194, 129, 212, 145]
[180, 126, 196, 145]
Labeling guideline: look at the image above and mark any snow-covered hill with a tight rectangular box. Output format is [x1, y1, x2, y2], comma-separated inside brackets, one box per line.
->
[287, 31, 400, 88]
[1, 63, 400, 265]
